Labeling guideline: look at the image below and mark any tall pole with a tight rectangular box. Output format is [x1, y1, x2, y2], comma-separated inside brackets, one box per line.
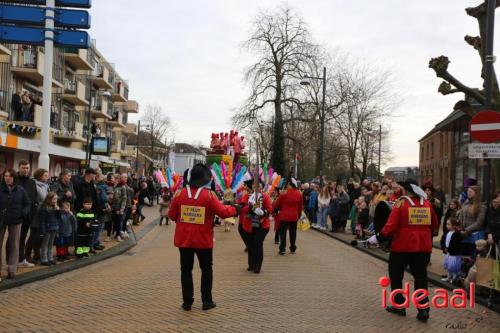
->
[150, 126, 154, 173]
[378, 124, 382, 181]
[483, 0, 496, 203]
[135, 120, 140, 172]
[319, 66, 326, 186]
[38, 0, 55, 170]
[85, 84, 92, 167]
[294, 153, 298, 179]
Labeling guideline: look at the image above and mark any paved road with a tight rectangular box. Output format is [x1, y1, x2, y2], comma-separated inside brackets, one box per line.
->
[0, 222, 498, 333]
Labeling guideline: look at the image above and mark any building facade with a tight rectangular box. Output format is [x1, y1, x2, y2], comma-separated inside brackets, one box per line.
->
[384, 166, 419, 182]
[171, 143, 206, 175]
[0, 41, 139, 176]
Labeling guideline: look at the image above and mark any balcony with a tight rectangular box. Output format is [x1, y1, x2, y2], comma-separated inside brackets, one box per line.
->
[0, 44, 11, 56]
[8, 103, 43, 127]
[106, 110, 126, 129]
[91, 97, 112, 119]
[63, 48, 94, 71]
[62, 79, 89, 106]
[122, 100, 139, 113]
[89, 63, 113, 90]
[123, 123, 137, 135]
[111, 81, 127, 103]
[53, 121, 86, 143]
[10, 47, 63, 88]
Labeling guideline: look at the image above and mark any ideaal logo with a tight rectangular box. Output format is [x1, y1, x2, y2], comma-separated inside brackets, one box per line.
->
[379, 277, 475, 309]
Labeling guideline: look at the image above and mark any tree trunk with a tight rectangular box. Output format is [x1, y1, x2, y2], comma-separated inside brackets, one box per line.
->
[272, 100, 286, 175]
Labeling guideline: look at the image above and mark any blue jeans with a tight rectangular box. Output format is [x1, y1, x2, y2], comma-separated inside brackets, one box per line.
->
[318, 207, 329, 228]
[91, 224, 102, 248]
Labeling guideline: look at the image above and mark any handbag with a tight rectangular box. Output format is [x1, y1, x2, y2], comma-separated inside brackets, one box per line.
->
[298, 211, 310, 231]
[476, 245, 500, 291]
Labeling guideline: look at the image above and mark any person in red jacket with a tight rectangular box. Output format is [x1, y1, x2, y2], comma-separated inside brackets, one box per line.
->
[238, 178, 273, 273]
[168, 164, 240, 311]
[274, 177, 303, 255]
[370, 179, 438, 322]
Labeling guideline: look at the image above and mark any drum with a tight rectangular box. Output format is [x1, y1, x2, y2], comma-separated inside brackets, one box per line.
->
[373, 200, 393, 234]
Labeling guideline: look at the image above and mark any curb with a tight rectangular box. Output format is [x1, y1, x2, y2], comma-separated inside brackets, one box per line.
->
[311, 228, 500, 313]
[0, 218, 158, 292]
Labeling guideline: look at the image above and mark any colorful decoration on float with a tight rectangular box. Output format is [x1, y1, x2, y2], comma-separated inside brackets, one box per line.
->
[0, 120, 41, 135]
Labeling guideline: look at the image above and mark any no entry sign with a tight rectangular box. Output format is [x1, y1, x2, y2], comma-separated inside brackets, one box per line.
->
[470, 110, 500, 143]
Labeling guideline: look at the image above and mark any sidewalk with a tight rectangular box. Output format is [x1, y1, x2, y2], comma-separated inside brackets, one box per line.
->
[0, 205, 159, 291]
[311, 226, 500, 313]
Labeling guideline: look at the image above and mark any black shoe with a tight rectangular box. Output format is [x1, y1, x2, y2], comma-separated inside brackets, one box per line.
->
[279, 251, 285, 255]
[386, 306, 406, 316]
[40, 261, 51, 266]
[95, 245, 105, 250]
[253, 268, 261, 274]
[290, 247, 296, 254]
[57, 256, 65, 262]
[89, 249, 97, 254]
[182, 303, 192, 311]
[141, 215, 146, 222]
[83, 253, 90, 258]
[50, 260, 57, 265]
[202, 302, 216, 311]
[416, 309, 429, 322]
[244, 248, 248, 252]
[247, 267, 253, 271]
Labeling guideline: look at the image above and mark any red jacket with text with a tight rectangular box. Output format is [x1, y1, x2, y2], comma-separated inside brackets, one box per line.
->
[168, 186, 237, 249]
[238, 192, 273, 233]
[273, 188, 303, 222]
[380, 196, 438, 253]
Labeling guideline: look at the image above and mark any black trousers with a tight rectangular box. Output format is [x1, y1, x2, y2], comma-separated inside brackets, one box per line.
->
[179, 248, 213, 305]
[279, 221, 297, 253]
[243, 227, 269, 271]
[388, 252, 431, 310]
[238, 222, 246, 249]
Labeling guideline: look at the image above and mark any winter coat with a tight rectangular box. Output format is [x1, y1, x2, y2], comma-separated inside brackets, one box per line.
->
[357, 208, 369, 227]
[59, 211, 76, 237]
[74, 178, 100, 214]
[95, 182, 109, 208]
[50, 179, 75, 206]
[337, 191, 350, 221]
[308, 191, 318, 211]
[459, 200, 487, 236]
[31, 180, 49, 228]
[16, 174, 36, 215]
[318, 194, 331, 208]
[486, 206, 500, 242]
[440, 231, 462, 256]
[112, 183, 128, 212]
[0, 183, 30, 226]
[39, 206, 60, 234]
[76, 209, 95, 236]
[302, 188, 313, 208]
[273, 188, 303, 222]
[442, 208, 459, 234]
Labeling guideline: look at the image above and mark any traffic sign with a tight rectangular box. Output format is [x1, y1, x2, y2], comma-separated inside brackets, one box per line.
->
[5, 0, 91, 9]
[469, 110, 500, 143]
[0, 4, 90, 29]
[468, 143, 500, 159]
[0, 25, 90, 48]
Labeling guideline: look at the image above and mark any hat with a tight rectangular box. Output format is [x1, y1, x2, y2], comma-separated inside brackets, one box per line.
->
[397, 179, 426, 199]
[85, 168, 96, 175]
[188, 164, 212, 188]
[464, 177, 477, 188]
[422, 182, 435, 193]
[289, 177, 298, 188]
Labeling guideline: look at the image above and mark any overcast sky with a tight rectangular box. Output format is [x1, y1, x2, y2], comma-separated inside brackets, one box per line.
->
[89, 0, 499, 169]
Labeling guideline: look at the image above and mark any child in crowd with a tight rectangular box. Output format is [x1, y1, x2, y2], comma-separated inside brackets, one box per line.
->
[440, 217, 463, 283]
[159, 193, 171, 226]
[105, 191, 115, 242]
[355, 197, 369, 239]
[76, 197, 95, 259]
[443, 199, 461, 234]
[349, 198, 359, 235]
[57, 201, 76, 261]
[39, 192, 60, 266]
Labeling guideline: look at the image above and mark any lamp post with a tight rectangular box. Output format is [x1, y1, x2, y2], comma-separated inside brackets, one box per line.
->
[135, 121, 151, 173]
[301, 67, 326, 185]
[85, 85, 111, 168]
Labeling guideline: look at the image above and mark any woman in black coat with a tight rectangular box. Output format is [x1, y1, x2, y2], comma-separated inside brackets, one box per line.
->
[0, 169, 30, 279]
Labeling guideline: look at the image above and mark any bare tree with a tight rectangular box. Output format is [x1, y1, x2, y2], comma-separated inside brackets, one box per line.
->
[141, 104, 174, 170]
[235, 5, 316, 174]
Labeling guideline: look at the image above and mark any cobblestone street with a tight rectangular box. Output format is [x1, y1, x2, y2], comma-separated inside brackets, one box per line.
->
[0, 223, 499, 333]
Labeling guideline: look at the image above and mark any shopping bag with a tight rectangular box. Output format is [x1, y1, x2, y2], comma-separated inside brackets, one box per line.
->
[298, 211, 310, 231]
[492, 246, 500, 291]
[476, 246, 496, 289]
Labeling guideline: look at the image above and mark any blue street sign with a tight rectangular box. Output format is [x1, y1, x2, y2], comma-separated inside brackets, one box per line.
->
[0, 4, 90, 29]
[3, 0, 91, 9]
[0, 25, 90, 48]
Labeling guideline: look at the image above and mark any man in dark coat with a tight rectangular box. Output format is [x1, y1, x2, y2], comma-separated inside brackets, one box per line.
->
[16, 160, 36, 267]
[74, 168, 100, 215]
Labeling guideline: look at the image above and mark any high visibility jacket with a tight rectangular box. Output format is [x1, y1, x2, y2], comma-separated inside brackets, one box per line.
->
[381, 196, 438, 253]
[238, 192, 272, 233]
[273, 188, 303, 222]
[76, 209, 95, 236]
[168, 186, 237, 249]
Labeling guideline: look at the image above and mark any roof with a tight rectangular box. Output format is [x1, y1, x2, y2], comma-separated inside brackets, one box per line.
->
[126, 131, 168, 149]
[385, 166, 418, 172]
[174, 143, 204, 155]
[419, 109, 468, 142]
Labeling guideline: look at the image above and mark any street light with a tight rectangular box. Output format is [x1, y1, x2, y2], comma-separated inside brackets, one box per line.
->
[135, 120, 151, 173]
[301, 67, 326, 185]
[85, 87, 111, 168]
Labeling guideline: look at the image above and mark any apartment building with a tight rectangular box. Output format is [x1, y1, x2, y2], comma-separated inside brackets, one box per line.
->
[0, 41, 139, 176]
